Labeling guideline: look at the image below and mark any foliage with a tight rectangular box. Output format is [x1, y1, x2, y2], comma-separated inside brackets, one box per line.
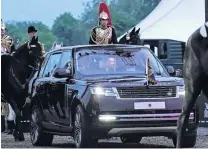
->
[6, 21, 57, 51]
[52, 12, 88, 46]
[5, 0, 161, 49]
[81, 0, 161, 36]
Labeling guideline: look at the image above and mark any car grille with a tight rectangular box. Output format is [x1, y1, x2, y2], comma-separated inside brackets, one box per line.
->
[116, 86, 177, 98]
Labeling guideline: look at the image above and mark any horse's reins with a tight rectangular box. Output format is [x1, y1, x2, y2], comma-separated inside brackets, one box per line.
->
[1, 93, 7, 102]
[10, 58, 39, 90]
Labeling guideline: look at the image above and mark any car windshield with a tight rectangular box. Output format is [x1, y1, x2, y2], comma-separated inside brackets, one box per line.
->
[75, 47, 167, 80]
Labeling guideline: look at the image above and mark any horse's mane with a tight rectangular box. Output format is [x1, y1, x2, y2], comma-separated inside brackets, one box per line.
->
[16, 42, 27, 51]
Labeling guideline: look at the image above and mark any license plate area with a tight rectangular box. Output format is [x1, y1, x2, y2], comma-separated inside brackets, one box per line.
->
[134, 102, 165, 110]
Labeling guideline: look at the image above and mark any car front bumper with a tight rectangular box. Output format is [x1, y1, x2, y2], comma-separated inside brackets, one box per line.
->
[89, 112, 198, 138]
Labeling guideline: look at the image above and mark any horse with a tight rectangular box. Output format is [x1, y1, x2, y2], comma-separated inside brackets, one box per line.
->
[176, 22, 208, 148]
[118, 27, 143, 45]
[1, 36, 43, 141]
[51, 41, 63, 49]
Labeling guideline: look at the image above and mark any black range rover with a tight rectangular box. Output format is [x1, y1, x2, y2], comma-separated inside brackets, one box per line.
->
[29, 44, 198, 148]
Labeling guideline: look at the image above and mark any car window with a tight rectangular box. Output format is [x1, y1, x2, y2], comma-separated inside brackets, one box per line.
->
[159, 42, 168, 59]
[59, 50, 72, 68]
[38, 54, 50, 78]
[42, 53, 62, 77]
[75, 47, 167, 79]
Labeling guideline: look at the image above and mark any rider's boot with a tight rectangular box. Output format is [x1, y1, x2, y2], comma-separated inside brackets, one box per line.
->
[18, 132, 25, 141]
[13, 131, 25, 142]
[13, 130, 19, 141]
[1, 116, 6, 132]
[7, 120, 14, 135]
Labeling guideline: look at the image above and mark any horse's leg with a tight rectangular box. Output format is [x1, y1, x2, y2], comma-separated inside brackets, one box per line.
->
[9, 97, 25, 141]
[176, 43, 203, 148]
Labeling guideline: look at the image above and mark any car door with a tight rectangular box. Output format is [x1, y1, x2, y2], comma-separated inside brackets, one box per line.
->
[48, 50, 72, 126]
[32, 53, 50, 122]
[36, 52, 62, 124]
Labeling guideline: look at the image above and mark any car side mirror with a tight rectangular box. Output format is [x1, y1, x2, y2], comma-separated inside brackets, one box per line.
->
[53, 68, 72, 78]
[166, 65, 176, 76]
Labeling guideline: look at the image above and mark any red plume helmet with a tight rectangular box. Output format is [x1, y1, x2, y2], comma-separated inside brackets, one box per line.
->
[98, 2, 112, 26]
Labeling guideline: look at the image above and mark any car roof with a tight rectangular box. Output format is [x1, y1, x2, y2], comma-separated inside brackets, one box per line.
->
[46, 44, 147, 55]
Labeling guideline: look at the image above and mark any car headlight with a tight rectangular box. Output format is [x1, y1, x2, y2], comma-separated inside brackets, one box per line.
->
[99, 115, 116, 121]
[178, 86, 185, 96]
[90, 87, 117, 96]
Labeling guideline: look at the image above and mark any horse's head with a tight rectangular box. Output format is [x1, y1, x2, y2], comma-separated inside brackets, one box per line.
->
[128, 27, 142, 45]
[118, 27, 142, 45]
[52, 41, 63, 49]
[26, 36, 43, 67]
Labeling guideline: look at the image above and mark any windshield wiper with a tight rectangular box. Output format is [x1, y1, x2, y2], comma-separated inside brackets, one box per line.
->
[83, 77, 108, 81]
[105, 75, 146, 80]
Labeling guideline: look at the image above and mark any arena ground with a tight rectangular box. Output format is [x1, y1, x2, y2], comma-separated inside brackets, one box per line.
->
[1, 127, 208, 148]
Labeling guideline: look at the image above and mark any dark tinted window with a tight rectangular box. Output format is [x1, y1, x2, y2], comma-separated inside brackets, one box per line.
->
[42, 53, 62, 77]
[59, 50, 72, 68]
[38, 54, 50, 77]
[75, 47, 167, 79]
[159, 42, 168, 59]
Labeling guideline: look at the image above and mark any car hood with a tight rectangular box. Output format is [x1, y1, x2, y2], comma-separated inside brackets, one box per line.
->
[87, 76, 184, 87]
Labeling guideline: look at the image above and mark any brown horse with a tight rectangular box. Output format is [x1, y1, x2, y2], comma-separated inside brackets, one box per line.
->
[176, 22, 208, 148]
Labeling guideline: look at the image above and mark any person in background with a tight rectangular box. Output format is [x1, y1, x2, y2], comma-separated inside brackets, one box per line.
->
[27, 25, 46, 58]
[104, 57, 116, 72]
[175, 69, 182, 77]
[24, 26, 47, 115]
[1, 19, 15, 54]
[15, 39, 20, 49]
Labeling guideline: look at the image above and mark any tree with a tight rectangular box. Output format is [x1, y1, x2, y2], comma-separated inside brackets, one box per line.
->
[80, 0, 161, 37]
[6, 21, 57, 51]
[52, 12, 88, 46]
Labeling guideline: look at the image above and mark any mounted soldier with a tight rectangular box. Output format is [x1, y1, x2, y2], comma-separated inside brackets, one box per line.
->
[1, 19, 16, 135]
[26, 26, 46, 61]
[89, 2, 118, 44]
[1, 19, 15, 54]
[1, 24, 45, 141]
[26, 26, 47, 105]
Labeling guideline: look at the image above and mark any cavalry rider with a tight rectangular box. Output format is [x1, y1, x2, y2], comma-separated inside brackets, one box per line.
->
[27, 25, 46, 59]
[1, 19, 16, 135]
[26, 26, 46, 106]
[89, 2, 118, 44]
[1, 19, 15, 54]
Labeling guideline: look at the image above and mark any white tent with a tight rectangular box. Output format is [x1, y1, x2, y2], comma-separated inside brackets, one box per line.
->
[117, 0, 206, 42]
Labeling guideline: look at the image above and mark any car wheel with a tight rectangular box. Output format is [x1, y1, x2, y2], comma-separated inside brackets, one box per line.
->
[73, 104, 98, 148]
[120, 135, 142, 144]
[30, 105, 53, 146]
[172, 133, 197, 148]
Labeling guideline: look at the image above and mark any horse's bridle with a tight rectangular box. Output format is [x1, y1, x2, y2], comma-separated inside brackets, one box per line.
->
[10, 58, 39, 90]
